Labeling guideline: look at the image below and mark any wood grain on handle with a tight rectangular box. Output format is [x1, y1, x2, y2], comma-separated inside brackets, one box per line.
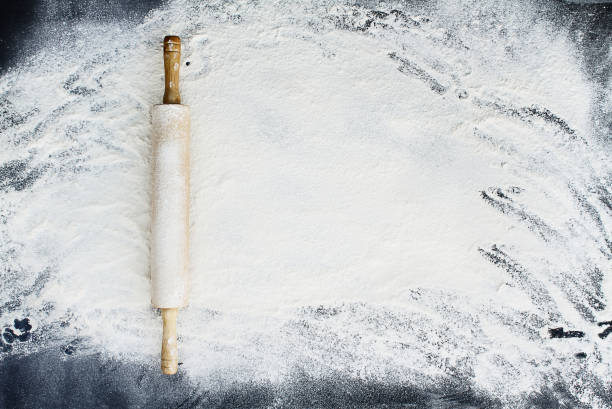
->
[161, 308, 179, 375]
[163, 35, 181, 104]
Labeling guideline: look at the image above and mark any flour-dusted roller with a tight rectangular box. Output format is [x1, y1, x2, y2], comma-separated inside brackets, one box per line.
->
[150, 35, 190, 375]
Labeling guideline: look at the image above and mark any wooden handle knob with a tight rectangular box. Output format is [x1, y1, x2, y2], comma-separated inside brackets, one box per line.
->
[163, 35, 181, 104]
[161, 308, 179, 375]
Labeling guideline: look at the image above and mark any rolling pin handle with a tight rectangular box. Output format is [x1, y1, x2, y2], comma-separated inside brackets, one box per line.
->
[161, 308, 179, 375]
[163, 35, 182, 104]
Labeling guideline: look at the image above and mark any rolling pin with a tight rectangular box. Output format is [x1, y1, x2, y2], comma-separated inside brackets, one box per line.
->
[150, 35, 190, 375]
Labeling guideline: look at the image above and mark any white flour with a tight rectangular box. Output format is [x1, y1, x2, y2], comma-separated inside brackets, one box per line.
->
[151, 104, 190, 308]
[0, 0, 611, 407]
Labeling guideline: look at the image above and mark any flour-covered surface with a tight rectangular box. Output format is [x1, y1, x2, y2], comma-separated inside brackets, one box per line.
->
[1, 0, 612, 408]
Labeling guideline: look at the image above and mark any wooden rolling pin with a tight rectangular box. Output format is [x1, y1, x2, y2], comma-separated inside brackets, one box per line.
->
[150, 35, 190, 375]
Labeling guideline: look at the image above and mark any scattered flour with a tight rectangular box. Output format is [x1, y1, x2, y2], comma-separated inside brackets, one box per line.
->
[0, 0, 611, 406]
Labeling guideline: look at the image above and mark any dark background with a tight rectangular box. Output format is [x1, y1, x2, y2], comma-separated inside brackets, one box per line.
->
[0, 0, 163, 73]
[0, 1, 611, 408]
[1, 0, 611, 78]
